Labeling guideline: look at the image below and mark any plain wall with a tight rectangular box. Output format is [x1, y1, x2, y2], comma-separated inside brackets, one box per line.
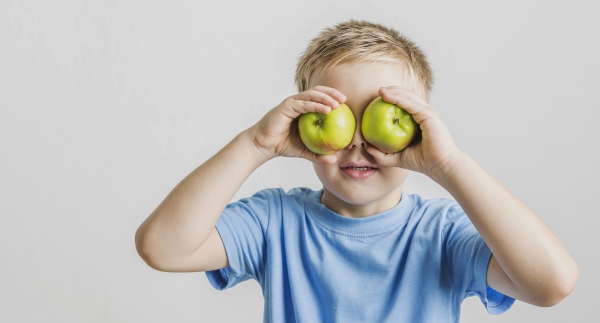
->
[1, 0, 598, 322]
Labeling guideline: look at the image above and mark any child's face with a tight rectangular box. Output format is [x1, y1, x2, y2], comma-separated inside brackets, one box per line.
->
[308, 61, 411, 218]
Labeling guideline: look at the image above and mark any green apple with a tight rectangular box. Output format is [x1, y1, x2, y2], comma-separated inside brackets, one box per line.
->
[298, 103, 356, 155]
[361, 97, 418, 153]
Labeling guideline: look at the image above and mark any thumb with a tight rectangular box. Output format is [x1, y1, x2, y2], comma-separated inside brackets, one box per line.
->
[366, 146, 401, 167]
[301, 149, 338, 165]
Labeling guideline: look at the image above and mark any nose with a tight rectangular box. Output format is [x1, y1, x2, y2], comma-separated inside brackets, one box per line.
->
[346, 119, 367, 150]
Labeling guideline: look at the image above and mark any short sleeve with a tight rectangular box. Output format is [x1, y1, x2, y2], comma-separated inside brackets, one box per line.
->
[205, 189, 273, 290]
[445, 205, 516, 315]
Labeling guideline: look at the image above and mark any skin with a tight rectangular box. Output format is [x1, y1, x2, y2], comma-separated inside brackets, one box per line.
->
[135, 60, 578, 308]
[309, 63, 412, 217]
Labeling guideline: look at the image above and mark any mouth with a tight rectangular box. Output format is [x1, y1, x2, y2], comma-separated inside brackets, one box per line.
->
[344, 166, 376, 171]
[340, 165, 378, 179]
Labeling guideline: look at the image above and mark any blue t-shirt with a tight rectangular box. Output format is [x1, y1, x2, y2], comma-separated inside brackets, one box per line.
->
[206, 188, 515, 322]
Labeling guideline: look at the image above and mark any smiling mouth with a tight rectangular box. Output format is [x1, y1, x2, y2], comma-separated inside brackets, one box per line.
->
[343, 166, 377, 171]
[340, 166, 378, 179]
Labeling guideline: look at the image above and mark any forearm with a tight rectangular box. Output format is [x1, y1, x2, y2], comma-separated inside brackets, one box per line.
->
[434, 152, 578, 304]
[135, 129, 270, 265]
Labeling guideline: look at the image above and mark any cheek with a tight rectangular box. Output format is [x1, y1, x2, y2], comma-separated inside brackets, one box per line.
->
[312, 163, 335, 183]
[384, 168, 410, 184]
[312, 149, 346, 183]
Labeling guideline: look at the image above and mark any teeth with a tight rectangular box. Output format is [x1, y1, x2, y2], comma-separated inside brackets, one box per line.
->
[348, 166, 372, 170]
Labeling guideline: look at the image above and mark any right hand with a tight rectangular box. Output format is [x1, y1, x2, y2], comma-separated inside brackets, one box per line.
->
[249, 86, 346, 164]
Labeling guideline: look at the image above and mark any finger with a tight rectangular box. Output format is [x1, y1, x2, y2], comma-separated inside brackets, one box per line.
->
[377, 90, 436, 125]
[280, 99, 331, 119]
[311, 85, 347, 103]
[293, 89, 341, 109]
[379, 86, 442, 118]
[379, 86, 427, 105]
[293, 88, 344, 109]
[300, 149, 338, 165]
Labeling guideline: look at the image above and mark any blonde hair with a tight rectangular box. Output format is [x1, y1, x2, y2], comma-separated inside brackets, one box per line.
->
[295, 20, 434, 102]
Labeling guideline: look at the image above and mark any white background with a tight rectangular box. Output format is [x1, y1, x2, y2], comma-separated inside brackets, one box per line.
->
[1, 0, 598, 322]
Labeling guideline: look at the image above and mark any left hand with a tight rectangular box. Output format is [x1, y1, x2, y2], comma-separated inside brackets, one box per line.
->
[365, 86, 463, 181]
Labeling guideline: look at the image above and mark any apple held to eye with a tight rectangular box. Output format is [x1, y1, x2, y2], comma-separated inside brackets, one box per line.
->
[298, 97, 418, 155]
[298, 103, 356, 155]
[361, 97, 418, 153]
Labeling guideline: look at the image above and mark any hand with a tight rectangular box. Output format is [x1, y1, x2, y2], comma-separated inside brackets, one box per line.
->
[249, 86, 346, 164]
[365, 86, 464, 181]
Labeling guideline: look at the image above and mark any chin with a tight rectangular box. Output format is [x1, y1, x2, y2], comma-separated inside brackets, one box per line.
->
[329, 184, 402, 206]
[330, 186, 378, 205]
[314, 162, 408, 208]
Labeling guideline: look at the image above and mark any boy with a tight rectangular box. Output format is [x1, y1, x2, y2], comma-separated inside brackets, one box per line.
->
[135, 20, 578, 322]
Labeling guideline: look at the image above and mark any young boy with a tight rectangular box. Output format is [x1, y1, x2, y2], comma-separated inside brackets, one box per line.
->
[135, 20, 578, 322]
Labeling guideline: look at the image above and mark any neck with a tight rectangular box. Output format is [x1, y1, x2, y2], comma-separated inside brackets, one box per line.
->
[320, 186, 403, 218]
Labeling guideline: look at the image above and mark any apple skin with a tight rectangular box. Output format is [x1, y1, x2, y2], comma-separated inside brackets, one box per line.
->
[361, 97, 418, 153]
[298, 103, 356, 155]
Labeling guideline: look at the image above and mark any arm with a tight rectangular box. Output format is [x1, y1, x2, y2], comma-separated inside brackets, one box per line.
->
[135, 87, 344, 272]
[367, 86, 578, 307]
[135, 131, 267, 272]
[436, 153, 578, 307]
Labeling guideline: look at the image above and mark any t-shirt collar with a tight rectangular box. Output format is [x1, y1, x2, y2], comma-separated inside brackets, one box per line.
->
[305, 189, 414, 237]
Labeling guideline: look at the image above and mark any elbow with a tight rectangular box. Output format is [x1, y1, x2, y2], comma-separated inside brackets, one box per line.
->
[535, 262, 579, 307]
[135, 225, 189, 272]
[135, 226, 167, 271]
